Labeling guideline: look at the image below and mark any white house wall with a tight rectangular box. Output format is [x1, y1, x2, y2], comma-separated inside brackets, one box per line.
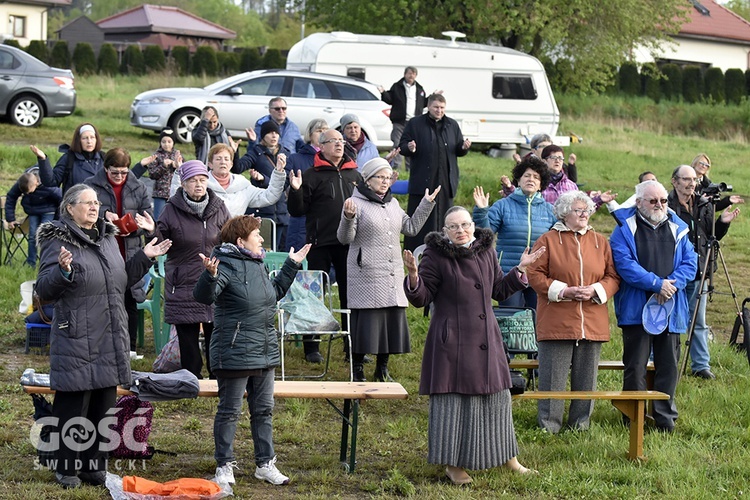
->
[634, 36, 750, 71]
[0, 4, 48, 44]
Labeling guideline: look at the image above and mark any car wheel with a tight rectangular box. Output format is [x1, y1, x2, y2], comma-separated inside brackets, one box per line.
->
[171, 110, 201, 144]
[10, 95, 43, 127]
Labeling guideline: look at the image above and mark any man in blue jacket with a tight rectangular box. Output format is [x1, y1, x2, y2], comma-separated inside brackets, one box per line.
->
[610, 180, 697, 433]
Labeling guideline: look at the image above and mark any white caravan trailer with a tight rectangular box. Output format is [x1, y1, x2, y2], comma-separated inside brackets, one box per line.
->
[287, 31, 566, 146]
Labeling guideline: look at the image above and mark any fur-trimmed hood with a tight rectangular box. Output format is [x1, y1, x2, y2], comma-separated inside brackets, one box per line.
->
[424, 227, 495, 259]
[37, 217, 118, 249]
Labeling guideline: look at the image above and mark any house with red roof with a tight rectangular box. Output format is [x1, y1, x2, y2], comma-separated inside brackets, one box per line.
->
[634, 0, 750, 71]
[0, 0, 70, 45]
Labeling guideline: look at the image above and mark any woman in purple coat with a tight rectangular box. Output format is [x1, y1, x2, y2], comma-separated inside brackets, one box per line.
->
[403, 206, 544, 484]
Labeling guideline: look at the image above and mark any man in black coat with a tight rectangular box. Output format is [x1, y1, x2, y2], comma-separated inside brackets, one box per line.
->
[378, 66, 426, 170]
[399, 93, 471, 252]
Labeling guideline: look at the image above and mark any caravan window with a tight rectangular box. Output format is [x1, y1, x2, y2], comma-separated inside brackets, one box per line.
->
[347, 68, 366, 80]
[330, 82, 377, 101]
[291, 77, 333, 99]
[492, 74, 537, 100]
[232, 76, 285, 97]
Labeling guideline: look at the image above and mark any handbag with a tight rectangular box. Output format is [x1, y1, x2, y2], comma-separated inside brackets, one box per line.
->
[502, 338, 526, 395]
[153, 325, 181, 373]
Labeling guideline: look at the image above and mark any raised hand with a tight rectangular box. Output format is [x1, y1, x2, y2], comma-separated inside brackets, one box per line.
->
[245, 127, 257, 143]
[500, 175, 512, 189]
[143, 238, 172, 259]
[228, 136, 240, 153]
[198, 252, 220, 276]
[249, 169, 264, 182]
[275, 153, 287, 171]
[598, 190, 618, 203]
[289, 243, 312, 264]
[30, 145, 46, 160]
[729, 195, 745, 205]
[58, 245, 73, 272]
[135, 211, 155, 233]
[473, 186, 490, 208]
[424, 186, 441, 202]
[343, 198, 357, 219]
[140, 154, 156, 167]
[403, 249, 419, 288]
[289, 170, 302, 190]
[518, 246, 546, 272]
[720, 206, 741, 223]
[385, 147, 400, 164]
[568, 153, 577, 165]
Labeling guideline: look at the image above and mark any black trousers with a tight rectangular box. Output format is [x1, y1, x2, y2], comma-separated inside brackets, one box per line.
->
[303, 244, 349, 354]
[175, 322, 214, 379]
[621, 324, 680, 429]
[52, 387, 117, 475]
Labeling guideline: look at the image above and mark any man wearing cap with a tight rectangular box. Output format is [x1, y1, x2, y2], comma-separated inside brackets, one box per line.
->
[340, 113, 379, 169]
[668, 165, 740, 380]
[288, 129, 363, 364]
[609, 180, 697, 433]
[399, 93, 471, 252]
[252, 97, 305, 154]
[378, 66, 427, 170]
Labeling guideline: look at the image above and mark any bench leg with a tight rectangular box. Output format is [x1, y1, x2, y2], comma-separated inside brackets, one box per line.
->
[612, 399, 647, 460]
[336, 398, 359, 473]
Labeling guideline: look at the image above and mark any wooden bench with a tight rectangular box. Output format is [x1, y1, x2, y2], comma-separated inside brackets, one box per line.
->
[23, 380, 409, 474]
[509, 359, 656, 389]
[513, 390, 669, 460]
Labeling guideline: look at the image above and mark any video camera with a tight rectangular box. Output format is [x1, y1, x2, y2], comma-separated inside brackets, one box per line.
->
[703, 182, 732, 197]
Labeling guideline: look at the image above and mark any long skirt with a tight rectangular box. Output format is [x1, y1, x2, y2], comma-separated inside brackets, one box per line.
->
[428, 390, 518, 470]
[350, 307, 410, 354]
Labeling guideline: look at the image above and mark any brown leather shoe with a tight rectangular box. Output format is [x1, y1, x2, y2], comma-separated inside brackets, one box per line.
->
[445, 466, 472, 485]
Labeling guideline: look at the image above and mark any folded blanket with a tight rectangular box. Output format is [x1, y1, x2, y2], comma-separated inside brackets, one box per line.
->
[129, 369, 200, 401]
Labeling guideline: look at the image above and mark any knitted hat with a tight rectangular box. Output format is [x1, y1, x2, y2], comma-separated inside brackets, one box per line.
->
[159, 128, 175, 143]
[340, 113, 360, 128]
[260, 120, 280, 139]
[179, 160, 209, 182]
[360, 157, 392, 182]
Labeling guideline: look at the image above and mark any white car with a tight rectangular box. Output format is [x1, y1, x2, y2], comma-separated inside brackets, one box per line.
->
[130, 69, 393, 148]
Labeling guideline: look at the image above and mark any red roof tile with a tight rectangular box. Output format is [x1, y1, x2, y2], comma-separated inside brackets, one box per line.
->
[96, 4, 235, 40]
[679, 0, 750, 43]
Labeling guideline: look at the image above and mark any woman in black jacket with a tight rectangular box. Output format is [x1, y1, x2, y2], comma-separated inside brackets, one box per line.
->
[194, 215, 310, 487]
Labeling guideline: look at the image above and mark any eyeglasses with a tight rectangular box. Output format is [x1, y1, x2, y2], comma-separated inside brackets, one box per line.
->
[372, 175, 392, 182]
[546, 156, 565, 161]
[573, 208, 593, 216]
[271, 107, 287, 111]
[75, 200, 101, 207]
[645, 198, 668, 206]
[108, 169, 129, 177]
[697, 161, 710, 168]
[445, 222, 473, 232]
[322, 139, 346, 144]
[676, 176, 697, 183]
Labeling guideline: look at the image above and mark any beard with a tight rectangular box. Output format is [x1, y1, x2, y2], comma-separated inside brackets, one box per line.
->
[639, 207, 668, 225]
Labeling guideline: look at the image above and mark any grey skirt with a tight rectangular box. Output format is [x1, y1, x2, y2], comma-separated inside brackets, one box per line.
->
[350, 307, 410, 354]
[428, 390, 518, 470]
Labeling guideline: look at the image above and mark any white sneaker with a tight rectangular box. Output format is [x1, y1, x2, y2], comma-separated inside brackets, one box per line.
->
[254, 456, 289, 485]
[215, 461, 238, 485]
[130, 351, 144, 360]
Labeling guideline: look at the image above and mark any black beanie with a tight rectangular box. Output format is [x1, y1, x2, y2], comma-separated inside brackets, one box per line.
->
[159, 128, 175, 143]
[260, 120, 280, 139]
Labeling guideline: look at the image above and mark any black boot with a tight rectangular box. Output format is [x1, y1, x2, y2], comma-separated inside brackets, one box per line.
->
[373, 354, 394, 382]
[353, 363, 366, 382]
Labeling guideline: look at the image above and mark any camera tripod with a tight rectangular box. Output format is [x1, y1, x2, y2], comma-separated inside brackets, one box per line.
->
[678, 198, 742, 379]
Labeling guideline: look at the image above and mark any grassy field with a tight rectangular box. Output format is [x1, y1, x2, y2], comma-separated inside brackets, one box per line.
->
[1, 76, 750, 498]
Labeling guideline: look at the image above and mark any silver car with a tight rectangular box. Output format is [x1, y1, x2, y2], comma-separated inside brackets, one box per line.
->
[0, 44, 76, 127]
[130, 69, 393, 148]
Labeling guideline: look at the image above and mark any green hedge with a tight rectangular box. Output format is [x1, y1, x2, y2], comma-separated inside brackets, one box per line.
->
[192, 46, 218, 76]
[618, 62, 640, 96]
[660, 63, 682, 101]
[50, 41, 70, 69]
[240, 47, 262, 72]
[682, 65, 703, 103]
[72, 42, 96, 75]
[171, 46, 190, 76]
[98, 43, 118, 75]
[725, 68, 745, 105]
[121, 45, 145, 75]
[704, 67, 725, 103]
[143, 45, 166, 73]
[26, 40, 48, 63]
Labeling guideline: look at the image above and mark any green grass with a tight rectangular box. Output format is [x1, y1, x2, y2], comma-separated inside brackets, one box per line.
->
[1, 77, 750, 497]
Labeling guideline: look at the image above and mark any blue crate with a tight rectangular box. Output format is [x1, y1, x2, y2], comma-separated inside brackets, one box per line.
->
[25, 323, 50, 354]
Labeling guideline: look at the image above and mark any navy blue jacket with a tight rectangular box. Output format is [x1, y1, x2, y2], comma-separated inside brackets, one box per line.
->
[4, 167, 61, 222]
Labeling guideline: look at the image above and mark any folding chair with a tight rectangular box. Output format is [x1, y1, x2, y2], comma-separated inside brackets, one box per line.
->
[2, 215, 30, 265]
[260, 218, 277, 252]
[273, 269, 352, 381]
[265, 251, 307, 273]
[137, 255, 171, 354]
[494, 306, 538, 389]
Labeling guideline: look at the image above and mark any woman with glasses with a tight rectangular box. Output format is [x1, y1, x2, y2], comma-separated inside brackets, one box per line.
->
[84, 148, 156, 359]
[691, 153, 744, 209]
[158, 160, 231, 379]
[337, 157, 438, 382]
[526, 191, 620, 433]
[403, 206, 544, 484]
[36, 185, 170, 489]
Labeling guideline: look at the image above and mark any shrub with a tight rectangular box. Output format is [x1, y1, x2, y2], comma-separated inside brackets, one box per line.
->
[217, 51, 240, 76]
[121, 45, 145, 75]
[261, 48, 284, 70]
[553, 59, 574, 94]
[682, 65, 703, 103]
[641, 63, 661, 102]
[746, 69, 750, 97]
[143, 45, 166, 73]
[618, 62, 640, 96]
[170, 46, 190, 76]
[725, 68, 745, 105]
[192, 46, 218, 76]
[98, 43, 118, 75]
[3, 39, 21, 49]
[240, 47, 262, 72]
[50, 41, 70, 68]
[660, 63, 682, 101]
[72, 42, 96, 75]
[26, 40, 48, 63]
[704, 67, 725, 103]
